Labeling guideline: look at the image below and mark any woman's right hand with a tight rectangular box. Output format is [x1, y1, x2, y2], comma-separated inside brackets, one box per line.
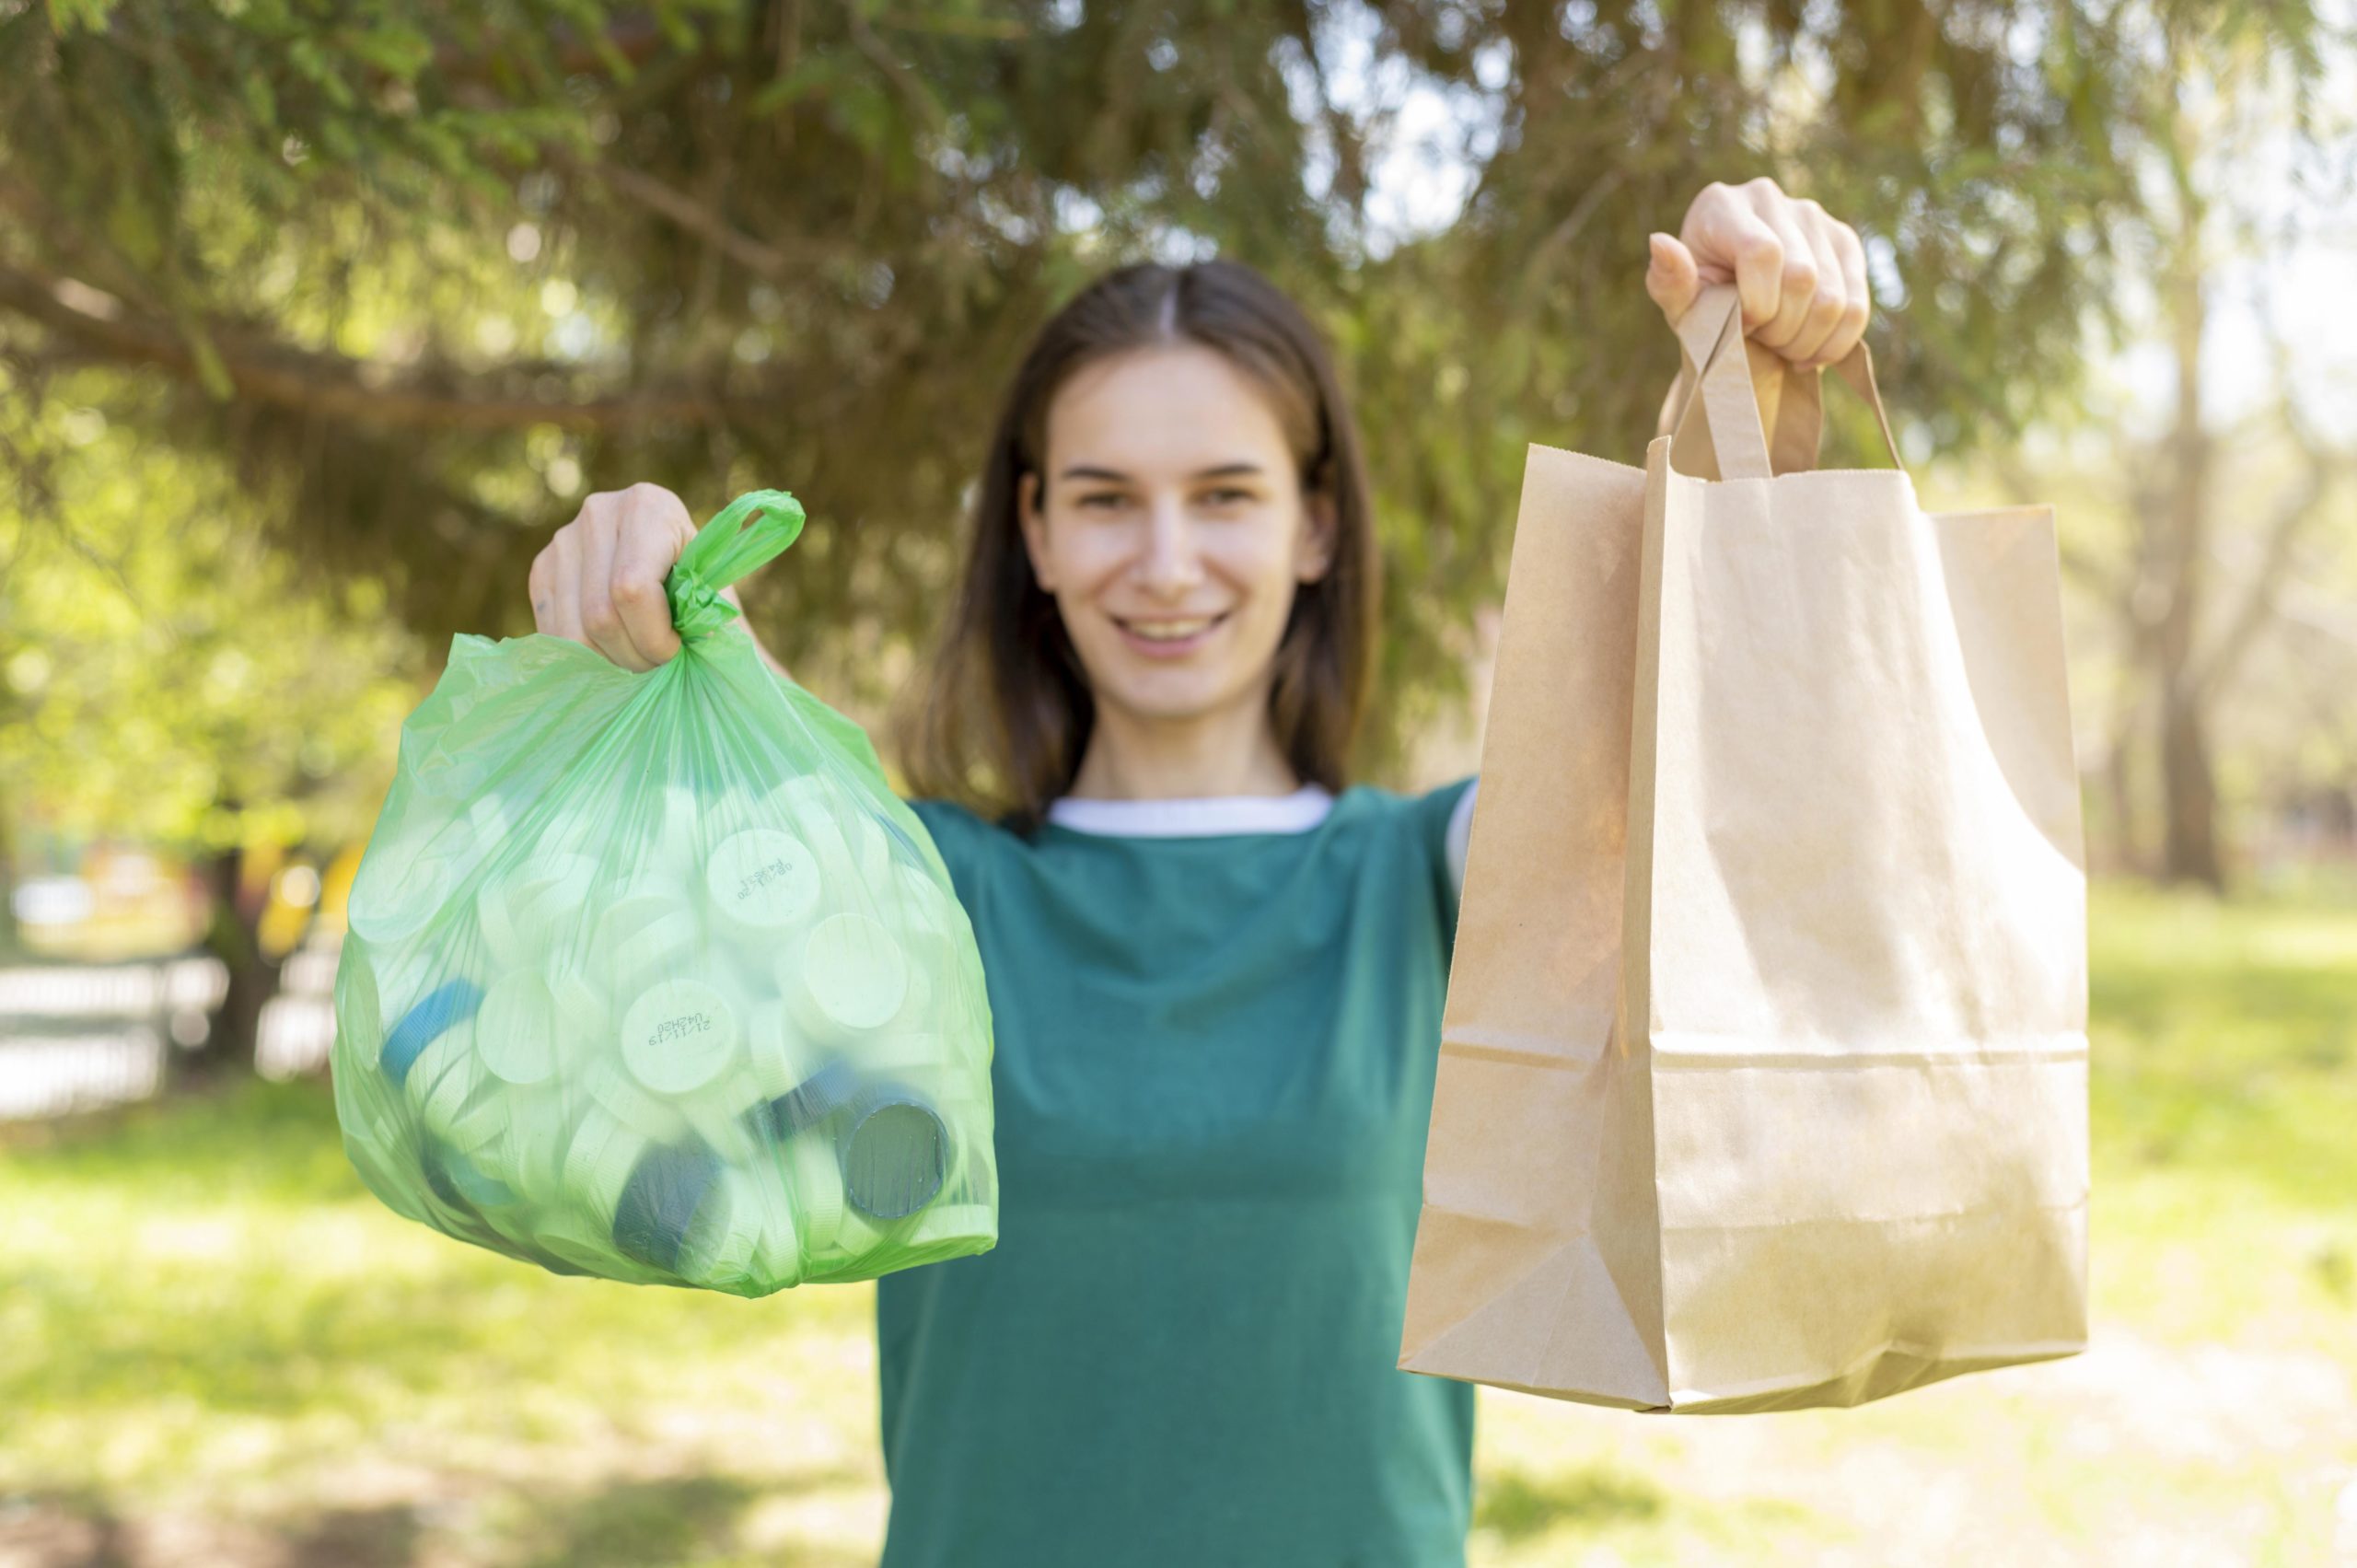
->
[529, 481, 758, 672]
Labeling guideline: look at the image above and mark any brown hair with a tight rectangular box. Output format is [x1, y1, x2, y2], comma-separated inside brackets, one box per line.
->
[900, 260, 1380, 833]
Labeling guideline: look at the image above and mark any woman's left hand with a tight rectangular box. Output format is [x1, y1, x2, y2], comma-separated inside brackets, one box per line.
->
[1644, 178, 1870, 370]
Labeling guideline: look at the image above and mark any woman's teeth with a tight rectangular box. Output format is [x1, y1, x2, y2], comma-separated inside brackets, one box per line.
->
[1125, 616, 1218, 641]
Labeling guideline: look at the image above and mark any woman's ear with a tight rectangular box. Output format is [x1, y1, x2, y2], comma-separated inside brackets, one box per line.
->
[1016, 470, 1057, 591]
[1295, 486, 1339, 584]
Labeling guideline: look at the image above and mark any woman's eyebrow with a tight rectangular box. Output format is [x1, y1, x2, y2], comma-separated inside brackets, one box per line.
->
[1056, 461, 1266, 481]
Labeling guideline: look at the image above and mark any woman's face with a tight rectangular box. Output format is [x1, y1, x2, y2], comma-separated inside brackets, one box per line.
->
[1016, 343, 1336, 731]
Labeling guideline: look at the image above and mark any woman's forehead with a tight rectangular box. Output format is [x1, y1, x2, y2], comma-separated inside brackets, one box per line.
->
[1046, 343, 1295, 476]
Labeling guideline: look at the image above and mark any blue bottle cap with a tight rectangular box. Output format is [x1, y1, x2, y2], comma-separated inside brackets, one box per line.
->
[749, 1055, 858, 1140]
[836, 1081, 948, 1220]
[611, 1138, 723, 1273]
[381, 978, 482, 1088]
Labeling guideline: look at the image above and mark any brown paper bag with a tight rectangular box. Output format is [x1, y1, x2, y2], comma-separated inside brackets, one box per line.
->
[1399, 286, 2088, 1413]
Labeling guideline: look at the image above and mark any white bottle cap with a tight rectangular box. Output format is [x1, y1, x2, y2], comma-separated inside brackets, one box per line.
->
[592, 885, 687, 971]
[348, 849, 455, 944]
[411, 1025, 499, 1150]
[784, 912, 907, 1039]
[608, 908, 705, 1000]
[680, 1065, 768, 1166]
[785, 1133, 844, 1254]
[621, 979, 739, 1096]
[746, 1002, 813, 1098]
[476, 970, 558, 1086]
[586, 1058, 690, 1143]
[704, 830, 820, 936]
[738, 1159, 805, 1285]
[472, 1086, 572, 1202]
[562, 1109, 652, 1220]
[546, 963, 609, 1042]
[474, 878, 540, 971]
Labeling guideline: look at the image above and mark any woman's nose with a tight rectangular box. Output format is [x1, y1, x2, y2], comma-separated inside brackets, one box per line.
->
[1136, 503, 1202, 598]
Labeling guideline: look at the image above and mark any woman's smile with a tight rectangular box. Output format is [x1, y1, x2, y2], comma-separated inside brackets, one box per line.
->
[1111, 610, 1231, 657]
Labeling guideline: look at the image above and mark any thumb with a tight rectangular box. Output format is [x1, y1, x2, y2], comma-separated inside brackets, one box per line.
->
[1644, 232, 1701, 326]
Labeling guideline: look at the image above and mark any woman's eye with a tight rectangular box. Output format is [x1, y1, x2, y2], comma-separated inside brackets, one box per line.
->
[1201, 488, 1253, 507]
[1075, 493, 1128, 512]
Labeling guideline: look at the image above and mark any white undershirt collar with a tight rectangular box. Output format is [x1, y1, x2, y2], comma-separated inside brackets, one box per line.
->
[1045, 784, 1336, 838]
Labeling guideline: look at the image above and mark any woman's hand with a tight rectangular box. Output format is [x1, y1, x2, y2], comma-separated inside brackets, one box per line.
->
[528, 482, 779, 674]
[1644, 178, 1870, 370]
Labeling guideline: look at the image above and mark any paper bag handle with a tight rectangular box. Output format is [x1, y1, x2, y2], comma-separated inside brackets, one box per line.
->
[1667, 285, 1901, 481]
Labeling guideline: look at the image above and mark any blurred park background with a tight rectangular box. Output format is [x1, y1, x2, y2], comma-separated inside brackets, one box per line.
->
[2, 1, 2353, 1564]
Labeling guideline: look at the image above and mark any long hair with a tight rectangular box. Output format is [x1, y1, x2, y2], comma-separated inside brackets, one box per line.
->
[900, 260, 1380, 833]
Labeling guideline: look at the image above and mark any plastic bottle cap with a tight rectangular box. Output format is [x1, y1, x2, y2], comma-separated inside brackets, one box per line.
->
[427, 1141, 521, 1210]
[476, 970, 558, 1086]
[511, 851, 598, 927]
[789, 912, 907, 1036]
[546, 964, 609, 1041]
[737, 1160, 805, 1285]
[681, 1065, 768, 1166]
[474, 878, 540, 970]
[756, 1055, 858, 1138]
[609, 908, 703, 998]
[786, 1133, 845, 1254]
[381, 978, 482, 1088]
[412, 1028, 501, 1151]
[611, 1138, 723, 1273]
[563, 1110, 653, 1219]
[471, 1086, 572, 1202]
[621, 979, 739, 1095]
[593, 886, 688, 973]
[704, 830, 820, 935]
[587, 1058, 691, 1143]
[837, 1082, 948, 1219]
[746, 1002, 811, 1098]
[349, 850, 455, 945]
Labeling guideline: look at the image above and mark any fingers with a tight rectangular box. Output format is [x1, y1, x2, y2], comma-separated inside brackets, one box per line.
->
[576, 502, 658, 671]
[1778, 204, 1851, 366]
[544, 524, 586, 645]
[611, 484, 691, 667]
[528, 483, 695, 670]
[1820, 216, 1872, 367]
[1682, 182, 1787, 336]
[1644, 232, 1703, 327]
[1746, 183, 1821, 354]
[1677, 178, 1872, 368]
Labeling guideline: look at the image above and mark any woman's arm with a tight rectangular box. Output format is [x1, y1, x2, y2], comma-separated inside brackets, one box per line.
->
[528, 482, 792, 680]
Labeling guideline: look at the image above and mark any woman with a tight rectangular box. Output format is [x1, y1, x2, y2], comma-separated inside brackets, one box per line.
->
[530, 178, 1871, 1567]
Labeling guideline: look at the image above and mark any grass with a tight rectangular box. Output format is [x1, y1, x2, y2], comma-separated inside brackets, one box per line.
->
[3, 878, 2353, 1566]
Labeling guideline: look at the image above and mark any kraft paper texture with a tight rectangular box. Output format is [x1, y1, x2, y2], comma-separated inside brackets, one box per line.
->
[1399, 288, 2089, 1413]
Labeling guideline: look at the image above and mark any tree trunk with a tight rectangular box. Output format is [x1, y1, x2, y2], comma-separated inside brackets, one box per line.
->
[2151, 184, 2227, 893]
[185, 842, 280, 1080]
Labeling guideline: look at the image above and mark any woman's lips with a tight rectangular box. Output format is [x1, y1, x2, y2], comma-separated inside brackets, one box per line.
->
[1112, 610, 1229, 659]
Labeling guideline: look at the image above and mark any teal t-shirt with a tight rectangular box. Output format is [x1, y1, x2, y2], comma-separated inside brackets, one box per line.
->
[880, 779, 1478, 1568]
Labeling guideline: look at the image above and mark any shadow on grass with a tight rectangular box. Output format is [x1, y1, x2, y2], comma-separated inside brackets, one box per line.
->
[1473, 1464, 1665, 1543]
[1, 1468, 875, 1568]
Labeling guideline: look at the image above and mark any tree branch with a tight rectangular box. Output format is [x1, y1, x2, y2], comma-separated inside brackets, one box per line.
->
[0, 261, 789, 432]
[2193, 439, 2337, 703]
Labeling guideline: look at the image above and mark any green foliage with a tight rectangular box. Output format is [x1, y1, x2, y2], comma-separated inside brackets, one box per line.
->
[0, 367, 424, 850]
[6, 2, 2314, 780]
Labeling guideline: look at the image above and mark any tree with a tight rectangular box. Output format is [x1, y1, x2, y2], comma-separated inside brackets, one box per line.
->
[2035, 10, 2353, 890]
[3, 0, 2287, 774]
[0, 367, 425, 1070]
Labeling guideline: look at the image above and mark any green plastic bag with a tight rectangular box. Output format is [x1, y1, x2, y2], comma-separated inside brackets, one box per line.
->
[331, 491, 996, 1295]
